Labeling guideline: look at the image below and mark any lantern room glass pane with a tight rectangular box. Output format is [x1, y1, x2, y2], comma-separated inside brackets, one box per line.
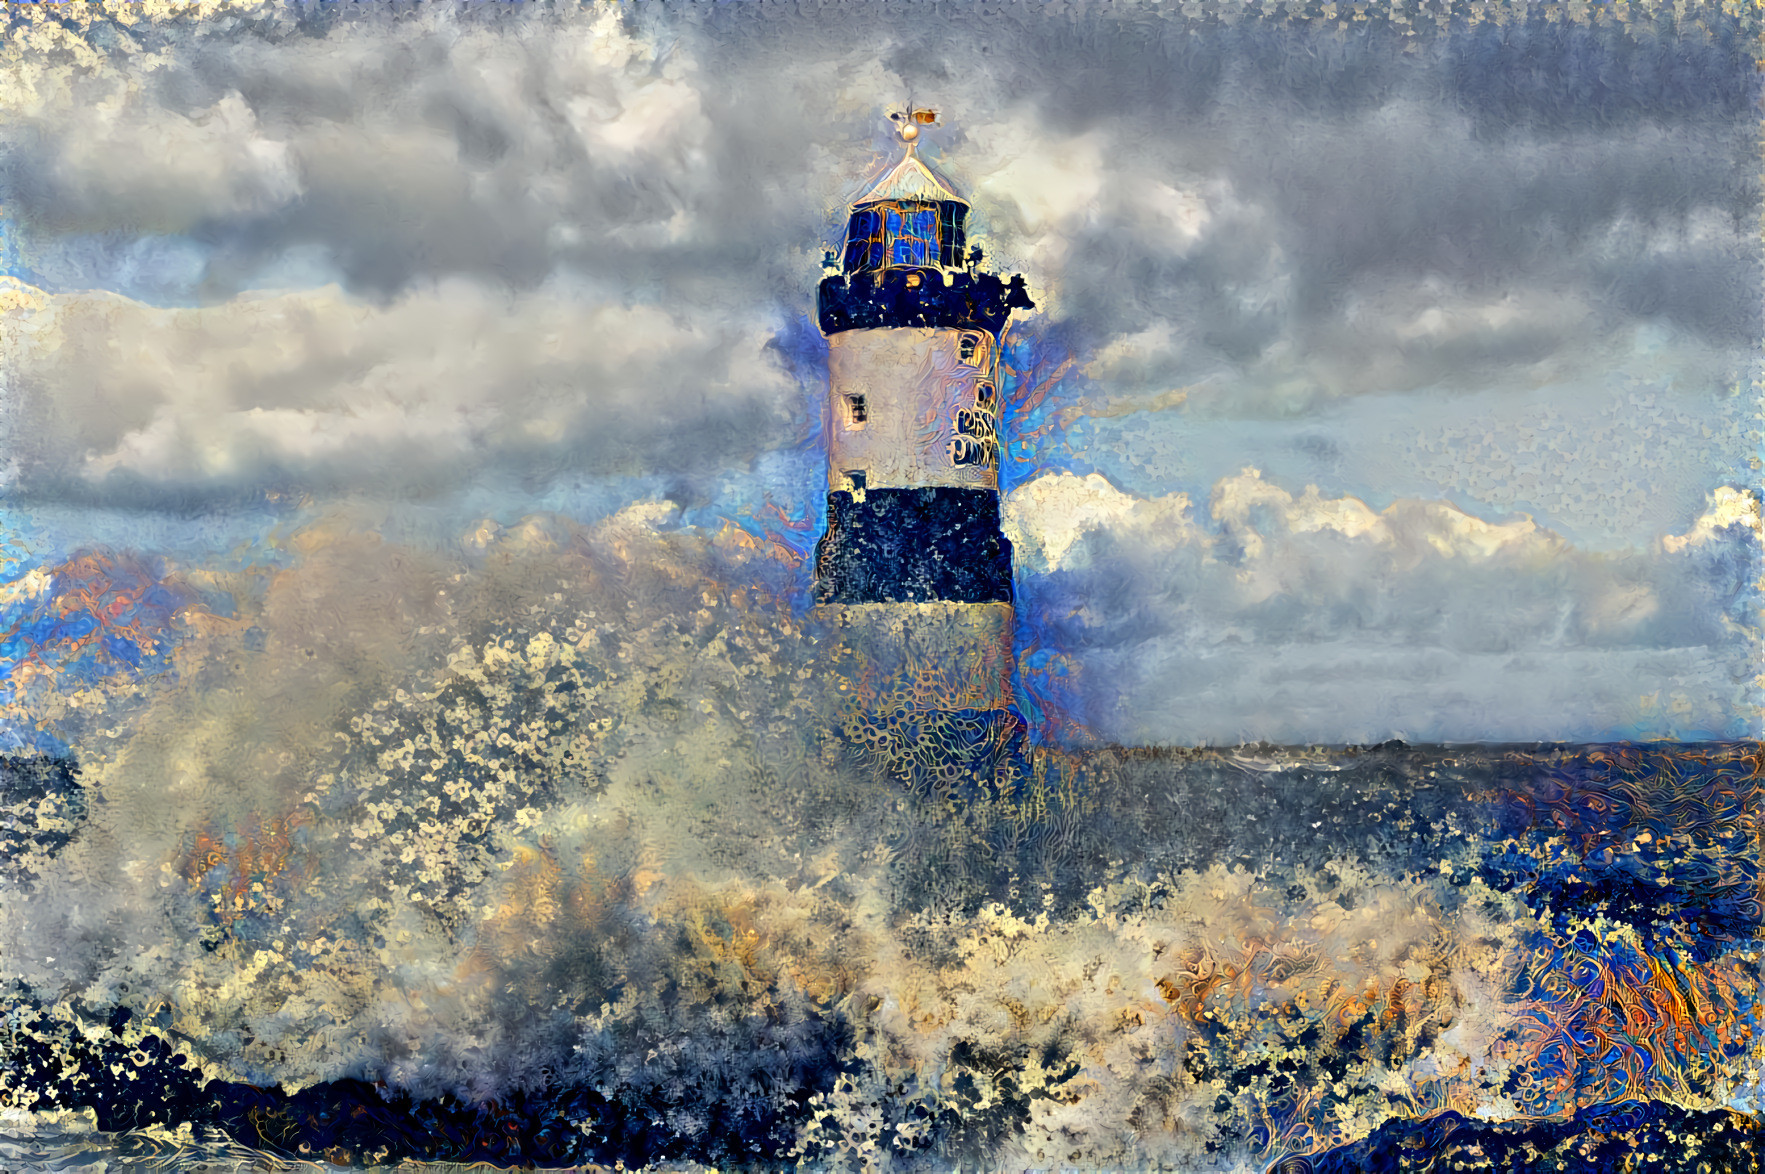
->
[885, 206, 937, 267]
[939, 203, 967, 268]
[842, 208, 885, 272]
[889, 236, 928, 266]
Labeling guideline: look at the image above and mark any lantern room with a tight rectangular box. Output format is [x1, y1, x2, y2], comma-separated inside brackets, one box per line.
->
[840, 149, 970, 274]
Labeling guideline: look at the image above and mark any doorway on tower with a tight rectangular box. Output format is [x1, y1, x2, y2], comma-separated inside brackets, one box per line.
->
[844, 470, 866, 500]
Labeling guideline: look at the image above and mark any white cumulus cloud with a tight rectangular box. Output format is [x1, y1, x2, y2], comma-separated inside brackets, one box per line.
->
[1662, 485, 1761, 553]
[1008, 469, 1758, 743]
[5, 280, 796, 500]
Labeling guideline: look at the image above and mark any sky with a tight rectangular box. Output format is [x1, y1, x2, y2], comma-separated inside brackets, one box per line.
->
[0, 0, 1758, 745]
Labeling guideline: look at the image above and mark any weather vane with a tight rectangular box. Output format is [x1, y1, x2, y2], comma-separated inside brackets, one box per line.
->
[888, 105, 938, 143]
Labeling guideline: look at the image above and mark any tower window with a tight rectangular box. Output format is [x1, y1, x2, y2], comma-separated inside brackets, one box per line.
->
[974, 381, 995, 406]
[957, 332, 987, 366]
[845, 394, 867, 425]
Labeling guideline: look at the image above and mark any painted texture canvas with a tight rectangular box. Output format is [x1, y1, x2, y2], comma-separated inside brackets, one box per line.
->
[0, 1, 1758, 1171]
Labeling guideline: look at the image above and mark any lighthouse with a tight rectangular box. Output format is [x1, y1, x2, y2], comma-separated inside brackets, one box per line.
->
[814, 112, 1034, 713]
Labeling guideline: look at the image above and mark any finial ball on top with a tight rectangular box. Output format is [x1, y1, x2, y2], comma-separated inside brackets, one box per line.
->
[890, 107, 936, 143]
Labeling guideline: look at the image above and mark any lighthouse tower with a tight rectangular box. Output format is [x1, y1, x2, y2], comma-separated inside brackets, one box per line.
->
[814, 113, 1034, 713]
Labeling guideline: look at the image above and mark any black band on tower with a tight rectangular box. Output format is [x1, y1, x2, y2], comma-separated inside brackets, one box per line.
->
[815, 487, 1014, 604]
[817, 270, 1033, 336]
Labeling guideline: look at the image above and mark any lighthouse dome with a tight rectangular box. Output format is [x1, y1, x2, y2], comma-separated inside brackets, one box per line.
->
[852, 149, 968, 208]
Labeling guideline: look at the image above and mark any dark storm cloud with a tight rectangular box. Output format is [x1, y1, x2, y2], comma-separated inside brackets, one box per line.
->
[0, 2, 1754, 504]
[682, 5, 1757, 410]
[1601, 237, 1761, 345]
[3, 6, 825, 503]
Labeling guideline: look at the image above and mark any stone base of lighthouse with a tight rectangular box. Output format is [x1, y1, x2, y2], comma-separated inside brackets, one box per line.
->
[820, 601, 1015, 713]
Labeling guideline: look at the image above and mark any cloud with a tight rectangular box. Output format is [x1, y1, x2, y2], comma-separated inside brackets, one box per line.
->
[1663, 485, 1762, 554]
[1004, 471, 1198, 573]
[5, 280, 797, 502]
[1008, 470, 1759, 743]
[3, 87, 300, 234]
[1045, 99, 1753, 418]
[1, 6, 826, 300]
